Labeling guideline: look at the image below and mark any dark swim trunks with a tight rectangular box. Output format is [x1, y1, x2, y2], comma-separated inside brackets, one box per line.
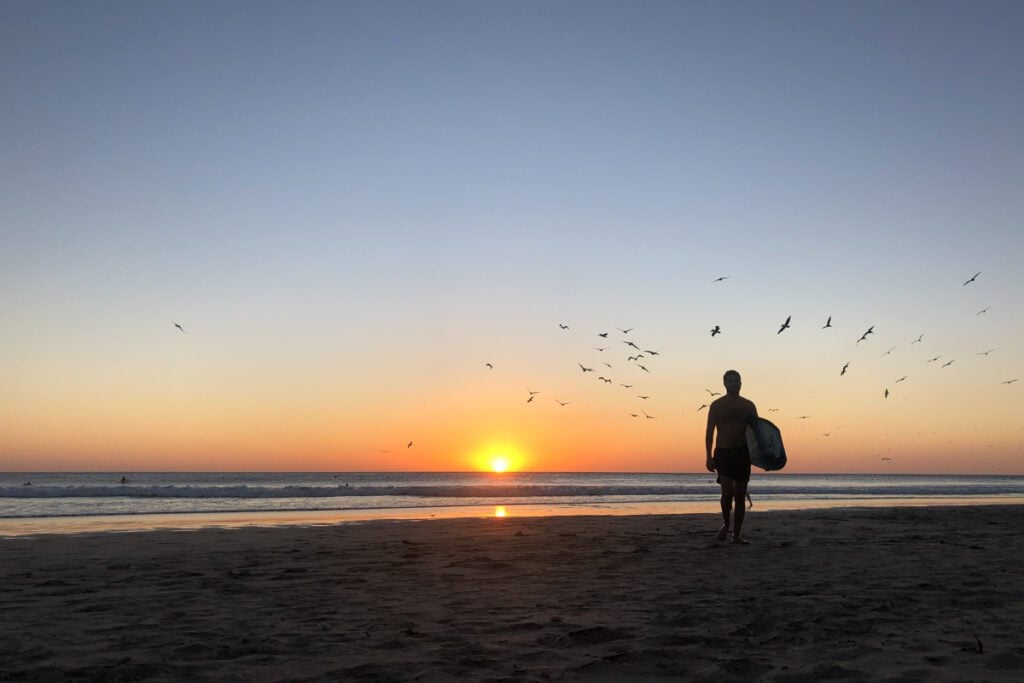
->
[714, 445, 751, 484]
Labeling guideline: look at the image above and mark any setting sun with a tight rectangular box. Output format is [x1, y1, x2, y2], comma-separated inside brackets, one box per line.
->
[490, 457, 509, 473]
[472, 442, 526, 473]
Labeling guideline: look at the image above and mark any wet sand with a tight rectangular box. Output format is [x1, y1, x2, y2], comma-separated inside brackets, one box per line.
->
[2, 506, 1023, 681]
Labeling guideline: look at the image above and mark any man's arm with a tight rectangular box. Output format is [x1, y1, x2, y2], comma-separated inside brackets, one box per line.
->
[705, 403, 716, 472]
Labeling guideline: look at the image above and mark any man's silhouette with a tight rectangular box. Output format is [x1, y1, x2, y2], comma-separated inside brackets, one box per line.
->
[705, 370, 758, 544]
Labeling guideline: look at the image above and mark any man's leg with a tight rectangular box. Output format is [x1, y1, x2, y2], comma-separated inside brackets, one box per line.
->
[732, 480, 749, 544]
[718, 479, 734, 541]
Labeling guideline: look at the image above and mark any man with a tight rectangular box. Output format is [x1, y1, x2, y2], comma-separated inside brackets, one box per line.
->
[705, 369, 758, 544]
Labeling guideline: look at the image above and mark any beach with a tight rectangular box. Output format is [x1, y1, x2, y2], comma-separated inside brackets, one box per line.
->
[2, 506, 1023, 681]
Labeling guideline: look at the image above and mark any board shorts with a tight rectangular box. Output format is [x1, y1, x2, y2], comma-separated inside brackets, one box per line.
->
[714, 445, 751, 484]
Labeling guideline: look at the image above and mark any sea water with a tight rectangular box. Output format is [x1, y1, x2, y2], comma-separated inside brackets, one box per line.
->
[2, 471, 1023, 534]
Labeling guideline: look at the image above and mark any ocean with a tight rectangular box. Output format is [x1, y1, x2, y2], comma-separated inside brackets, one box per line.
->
[2, 472, 1023, 536]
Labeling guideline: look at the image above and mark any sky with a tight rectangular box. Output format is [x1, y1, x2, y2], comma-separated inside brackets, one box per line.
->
[2, 1, 1023, 474]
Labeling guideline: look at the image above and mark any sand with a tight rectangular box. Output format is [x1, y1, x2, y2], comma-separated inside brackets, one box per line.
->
[2, 505, 1023, 681]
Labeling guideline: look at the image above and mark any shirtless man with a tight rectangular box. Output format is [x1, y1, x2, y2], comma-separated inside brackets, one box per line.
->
[705, 369, 758, 544]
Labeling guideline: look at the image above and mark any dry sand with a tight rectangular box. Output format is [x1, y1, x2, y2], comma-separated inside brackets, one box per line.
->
[2, 505, 1023, 681]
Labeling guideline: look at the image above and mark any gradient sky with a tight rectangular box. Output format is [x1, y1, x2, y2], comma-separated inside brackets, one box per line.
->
[3, 1, 1023, 473]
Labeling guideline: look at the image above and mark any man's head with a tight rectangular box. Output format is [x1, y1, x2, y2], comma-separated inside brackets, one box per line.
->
[723, 370, 742, 395]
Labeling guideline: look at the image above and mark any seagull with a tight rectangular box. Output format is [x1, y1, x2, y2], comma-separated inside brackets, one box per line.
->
[911, 334, 924, 345]
[977, 349, 995, 356]
[712, 276, 729, 283]
[603, 362, 614, 369]
[627, 355, 644, 362]
[623, 341, 640, 350]
[823, 433, 831, 437]
[594, 347, 608, 352]
[555, 399, 570, 406]
[927, 356, 942, 363]
[941, 359, 955, 368]
[526, 395, 535, 403]
[976, 307, 991, 316]
[796, 416, 811, 420]
[559, 323, 570, 330]
[616, 327, 634, 334]
[884, 389, 890, 398]
[1002, 379, 1019, 384]
[777, 316, 791, 334]
[173, 322, 186, 333]
[895, 376, 908, 383]
[643, 412, 655, 419]
[697, 404, 708, 412]
[881, 457, 892, 461]
[643, 349, 661, 356]
[706, 389, 721, 397]
[598, 332, 609, 338]
[578, 363, 594, 373]
[840, 362, 850, 376]
[598, 377, 612, 384]
[637, 364, 651, 373]
[710, 325, 721, 337]
[620, 384, 633, 389]
[822, 316, 832, 329]
[962, 272, 980, 286]
[407, 441, 413, 448]
[856, 326, 875, 344]
[637, 395, 650, 400]
[527, 389, 540, 396]
[485, 363, 493, 370]
[881, 346, 895, 357]
[767, 408, 780, 412]
[629, 413, 639, 418]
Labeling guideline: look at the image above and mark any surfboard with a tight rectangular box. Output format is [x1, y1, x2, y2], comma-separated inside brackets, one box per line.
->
[746, 417, 787, 471]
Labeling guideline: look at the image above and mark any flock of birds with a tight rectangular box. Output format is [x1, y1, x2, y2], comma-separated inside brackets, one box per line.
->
[170, 271, 1017, 456]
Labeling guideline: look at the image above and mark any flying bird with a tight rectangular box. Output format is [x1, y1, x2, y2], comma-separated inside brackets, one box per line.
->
[963, 272, 981, 286]
[643, 349, 661, 356]
[1002, 379, 1019, 384]
[527, 389, 540, 396]
[637, 364, 651, 373]
[796, 416, 811, 420]
[706, 389, 721, 397]
[881, 346, 895, 357]
[977, 349, 995, 356]
[485, 363, 493, 370]
[884, 389, 890, 398]
[976, 307, 991, 316]
[555, 399, 570, 406]
[616, 327, 634, 334]
[578, 363, 594, 373]
[407, 441, 413, 448]
[598, 377, 612, 384]
[777, 316, 791, 334]
[895, 376, 908, 383]
[710, 325, 721, 337]
[911, 334, 924, 345]
[559, 323, 570, 330]
[526, 395, 535, 403]
[768, 408, 780, 412]
[822, 316, 832, 329]
[643, 412, 655, 419]
[620, 384, 634, 389]
[712, 276, 729, 283]
[623, 340, 640, 350]
[941, 359, 955, 368]
[173, 322, 186, 333]
[856, 326, 875, 344]
[697, 404, 708, 412]
[594, 347, 608, 352]
[927, 356, 942, 363]
[598, 332, 609, 338]
[840, 362, 850, 376]
[637, 395, 650, 400]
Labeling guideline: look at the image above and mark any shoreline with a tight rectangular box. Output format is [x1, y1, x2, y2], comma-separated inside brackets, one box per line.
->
[3, 495, 1024, 538]
[2, 505, 1022, 680]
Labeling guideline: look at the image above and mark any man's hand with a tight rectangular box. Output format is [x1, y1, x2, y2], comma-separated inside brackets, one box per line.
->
[706, 456, 715, 473]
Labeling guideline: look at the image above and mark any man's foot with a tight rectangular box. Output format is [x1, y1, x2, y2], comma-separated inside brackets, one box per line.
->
[732, 536, 750, 545]
[717, 524, 729, 542]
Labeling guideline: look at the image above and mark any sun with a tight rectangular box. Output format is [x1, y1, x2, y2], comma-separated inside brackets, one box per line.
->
[490, 456, 509, 473]
[473, 443, 524, 473]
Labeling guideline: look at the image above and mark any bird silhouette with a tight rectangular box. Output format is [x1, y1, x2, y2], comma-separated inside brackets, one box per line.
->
[623, 341, 640, 350]
[643, 411, 655, 419]
[712, 276, 729, 283]
[777, 316, 791, 334]
[706, 389, 721, 397]
[555, 399, 570, 406]
[796, 416, 811, 420]
[598, 377, 613, 384]
[598, 332, 609, 338]
[637, 395, 650, 400]
[559, 323, 570, 330]
[822, 316, 832, 329]
[941, 359, 955, 368]
[840, 362, 850, 376]
[526, 395, 535, 403]
[856, 326, 875, 344]
[927, 356, 942, 363]
[578, 363, 594, 373]
[637, 364, 651, 373]
[485, 363, 493, 369]
[884, 389, 890, 398]
[527, 389, 540, 396]
[963, 272, 980, 286]
[697, 404, 708, 412]
[911, 334, 924, 345]
[173, 322, 186, 333]
[407, 441, 413, 448]
[976, 307, 991, 316]
[710, 325, 721, 337]
[895, 376, 908, 383]
[594, 347, 608, 352]
[881, 346, 895, 357]
[643, 349, 661, 356]
[620, 384, 634, 389]
[616, 327, 634, 334]
[1002, 379, 1019, 384]
[977, 349, 995, 356]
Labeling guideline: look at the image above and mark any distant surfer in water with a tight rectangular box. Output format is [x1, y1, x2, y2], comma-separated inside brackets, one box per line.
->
[705, 369, 758, 544]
